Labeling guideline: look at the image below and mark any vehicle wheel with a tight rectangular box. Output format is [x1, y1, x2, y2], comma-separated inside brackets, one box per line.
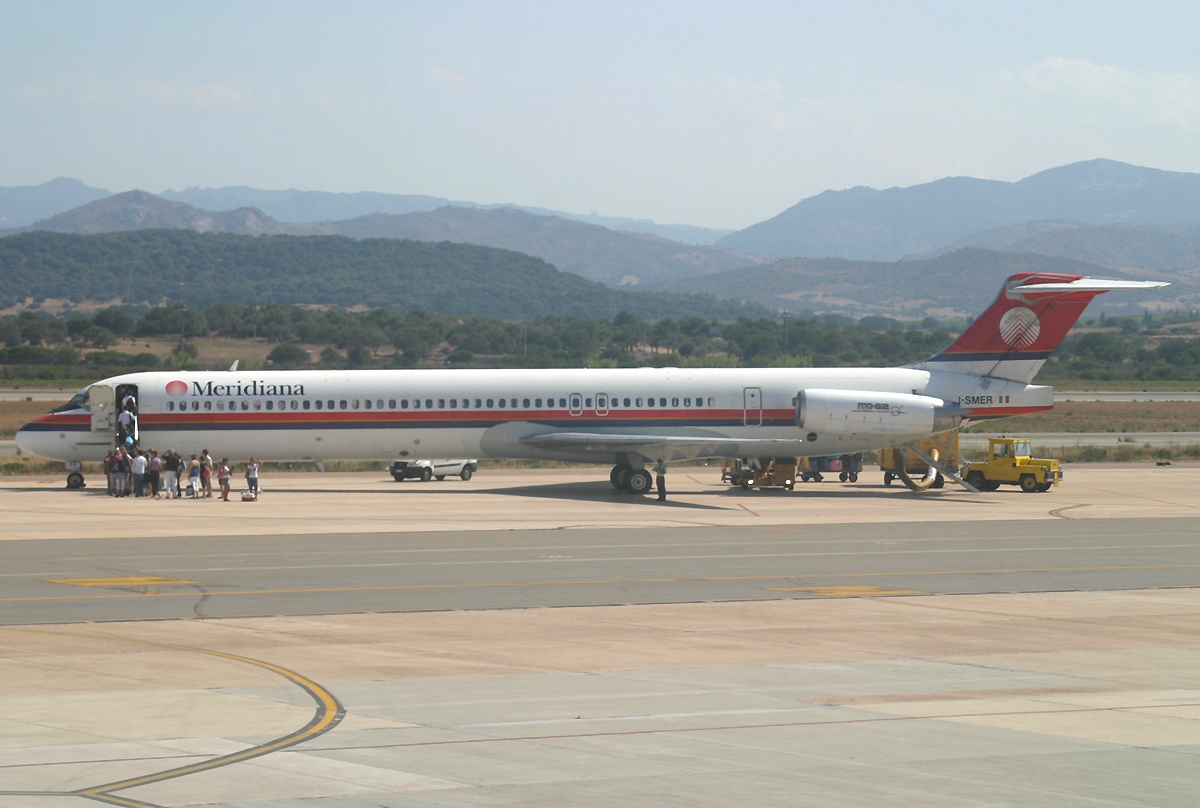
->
[66, 472, 85, 489]
[965, 470, 986, 490]
[813, 473, 823, 483]
[931, 475, 945, 489]
[1019, 474, 1038, 493]
[839, 471, 848, 482]
[786, 483, 794, 491]
[883, 471, 894, 487]
[435, 475, 445, 481]
[1036, 482, 1052, 492]
[460, 467, 473, 481]
[627, 469, 653, 495]
[392, 474, 404, 482]
[420, 468, 433, 482]
[983, 481, 1001, 492]
[848, 472, 858, 483]
[741, 480, 751, 490]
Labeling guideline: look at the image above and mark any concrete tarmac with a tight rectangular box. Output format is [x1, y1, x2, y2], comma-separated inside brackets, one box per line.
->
[2, 467, 1199, 807]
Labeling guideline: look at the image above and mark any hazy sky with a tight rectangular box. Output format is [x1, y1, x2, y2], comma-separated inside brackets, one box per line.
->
[4, 1, 1200, 228]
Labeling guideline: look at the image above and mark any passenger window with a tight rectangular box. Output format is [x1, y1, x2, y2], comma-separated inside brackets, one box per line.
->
[303, 400, 311, 410]
[315, 400, 323, 410]
[291, 400, 298, 410]
[660, 398, 667, 407]
[327, 400, 334, 409]
[499, 398, 506, 408]
[167, 401, 175, 411]
[672, 398, 679, 407]
[388, 399, 396, 409]
[708, 397, 715, 406]
[523, 398, 530, 408]
[450, 399, 458, 408]
[624, 397, 631, 407]
[340, 400, 348, 410]
[413, 399, 420, 409]
[377, 400, 383, 409]
[475, 399, 482, 408]
[510, 398, 517, 408]
[684, 398, 691, 407]
[425, 399, 433, 409]
[646, 398, 654, 407]
[585, 398, 593, 408]
[266, 401, 274, 411]
[217, 401, 225, 411]
[253, 400, 262, 410]
[558, 398, 566, 408]
[462, 399, 470, 409]
[535, 398, 542, 408]
[636, 397, 643, 406]
[437, 399, 445, 408]
[487, 399, 494, 408]
[364, 399, 372, 410]
[401, 399, 409, 409]
[241, 401, 249, 411]
[352, 400, 360, 410]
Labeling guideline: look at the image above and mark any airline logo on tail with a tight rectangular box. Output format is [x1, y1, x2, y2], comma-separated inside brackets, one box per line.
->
[998, 307, 1040, 348]
[919, 272, 1169, 383]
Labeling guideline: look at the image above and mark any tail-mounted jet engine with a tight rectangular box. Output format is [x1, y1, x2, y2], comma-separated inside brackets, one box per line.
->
[796, 389, 964, 442]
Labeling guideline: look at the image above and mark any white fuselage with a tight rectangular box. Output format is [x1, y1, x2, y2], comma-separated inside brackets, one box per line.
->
[16, 366, 1052, 465]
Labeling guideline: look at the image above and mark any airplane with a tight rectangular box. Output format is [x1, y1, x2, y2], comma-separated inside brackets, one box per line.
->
[16, 272, 1166, 494]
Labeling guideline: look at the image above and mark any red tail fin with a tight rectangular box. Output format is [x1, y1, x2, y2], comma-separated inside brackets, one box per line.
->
[918, 273, 1167, 383]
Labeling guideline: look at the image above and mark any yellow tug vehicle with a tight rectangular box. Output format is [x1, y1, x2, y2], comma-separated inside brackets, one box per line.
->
[964, 437, 1063, 493]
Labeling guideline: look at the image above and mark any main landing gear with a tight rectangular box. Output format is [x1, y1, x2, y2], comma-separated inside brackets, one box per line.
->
[610, 463, 653, 495]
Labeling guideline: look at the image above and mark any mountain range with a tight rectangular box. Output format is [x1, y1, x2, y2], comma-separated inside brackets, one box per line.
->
[653, 249, 1194, 319]
[0, 190, 765, 287]
[717, 159, 1200, 261]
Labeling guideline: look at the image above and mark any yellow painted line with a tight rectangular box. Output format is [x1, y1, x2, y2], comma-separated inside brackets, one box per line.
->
[767, 585, 926, 596]
[4, 625, 344, 802]
[1050, 504, 1088, 520]
[46, 575, 199, 588]
[5, 562, 1200, 605]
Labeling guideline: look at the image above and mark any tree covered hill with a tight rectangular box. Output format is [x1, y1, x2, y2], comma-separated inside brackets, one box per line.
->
[0, 230, 768, 320]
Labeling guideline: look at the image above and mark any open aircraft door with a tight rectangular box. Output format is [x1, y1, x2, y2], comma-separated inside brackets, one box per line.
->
[89, 384, 116, 434]
[743, 387, 762, 426]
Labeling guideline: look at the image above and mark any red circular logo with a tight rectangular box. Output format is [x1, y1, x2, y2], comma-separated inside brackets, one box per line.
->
[166, 380, 188, 397]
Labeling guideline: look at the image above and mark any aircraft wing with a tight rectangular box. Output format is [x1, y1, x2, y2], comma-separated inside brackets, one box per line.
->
[520, 431, 807, 455]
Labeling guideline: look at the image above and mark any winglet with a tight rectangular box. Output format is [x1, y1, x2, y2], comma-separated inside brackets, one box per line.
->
[228, 360, 240, 372]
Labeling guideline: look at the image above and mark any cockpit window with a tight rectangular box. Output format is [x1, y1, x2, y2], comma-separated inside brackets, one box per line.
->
[49, 389, 90, 414]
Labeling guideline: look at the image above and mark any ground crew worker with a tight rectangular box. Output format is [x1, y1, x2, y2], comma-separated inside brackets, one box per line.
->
[654, 459, 667, 501]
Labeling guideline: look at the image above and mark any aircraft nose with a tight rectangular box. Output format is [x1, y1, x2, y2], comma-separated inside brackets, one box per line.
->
[14, 422, 44, 458]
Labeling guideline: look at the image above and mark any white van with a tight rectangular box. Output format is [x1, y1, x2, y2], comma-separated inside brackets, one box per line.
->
[389, 459, 478, 482]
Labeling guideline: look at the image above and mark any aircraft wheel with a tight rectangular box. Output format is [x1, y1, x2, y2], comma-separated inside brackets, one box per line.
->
[611, 465, 632, 490]
[420, 468, 433, 482]
[627, 469, 653, 495]
[66, 472, 85, 489]
[1019, 474, 1039, 493]
[460, 467, 473, 481]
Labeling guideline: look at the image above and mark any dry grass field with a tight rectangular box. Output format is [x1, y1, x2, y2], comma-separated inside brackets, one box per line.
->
[963, 401, 1200, 434]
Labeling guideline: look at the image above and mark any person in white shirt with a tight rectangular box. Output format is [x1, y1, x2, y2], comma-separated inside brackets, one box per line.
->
[130, 451, 148, 497]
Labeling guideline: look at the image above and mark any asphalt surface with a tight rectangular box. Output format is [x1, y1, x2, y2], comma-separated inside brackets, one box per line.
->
[3, 516, 1198, 625]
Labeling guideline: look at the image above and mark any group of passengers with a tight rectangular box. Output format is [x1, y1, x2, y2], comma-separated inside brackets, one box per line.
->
[104, 446, 260, 501]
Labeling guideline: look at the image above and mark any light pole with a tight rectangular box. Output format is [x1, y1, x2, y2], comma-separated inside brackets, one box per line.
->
[780, 311, 792, 355]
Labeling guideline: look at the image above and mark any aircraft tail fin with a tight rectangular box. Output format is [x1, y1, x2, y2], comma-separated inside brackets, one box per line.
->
[915, 273, 1168, 384]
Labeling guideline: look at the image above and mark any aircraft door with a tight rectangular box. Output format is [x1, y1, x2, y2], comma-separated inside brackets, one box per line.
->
[569, 393, 583, 416]
[89, 384, 116, 434]
[743, 387, 762, 426]
[595, 393, 609, 416]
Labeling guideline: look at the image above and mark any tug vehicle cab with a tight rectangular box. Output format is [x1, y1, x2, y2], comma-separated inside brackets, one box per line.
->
[964, 438, 1062, 493]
